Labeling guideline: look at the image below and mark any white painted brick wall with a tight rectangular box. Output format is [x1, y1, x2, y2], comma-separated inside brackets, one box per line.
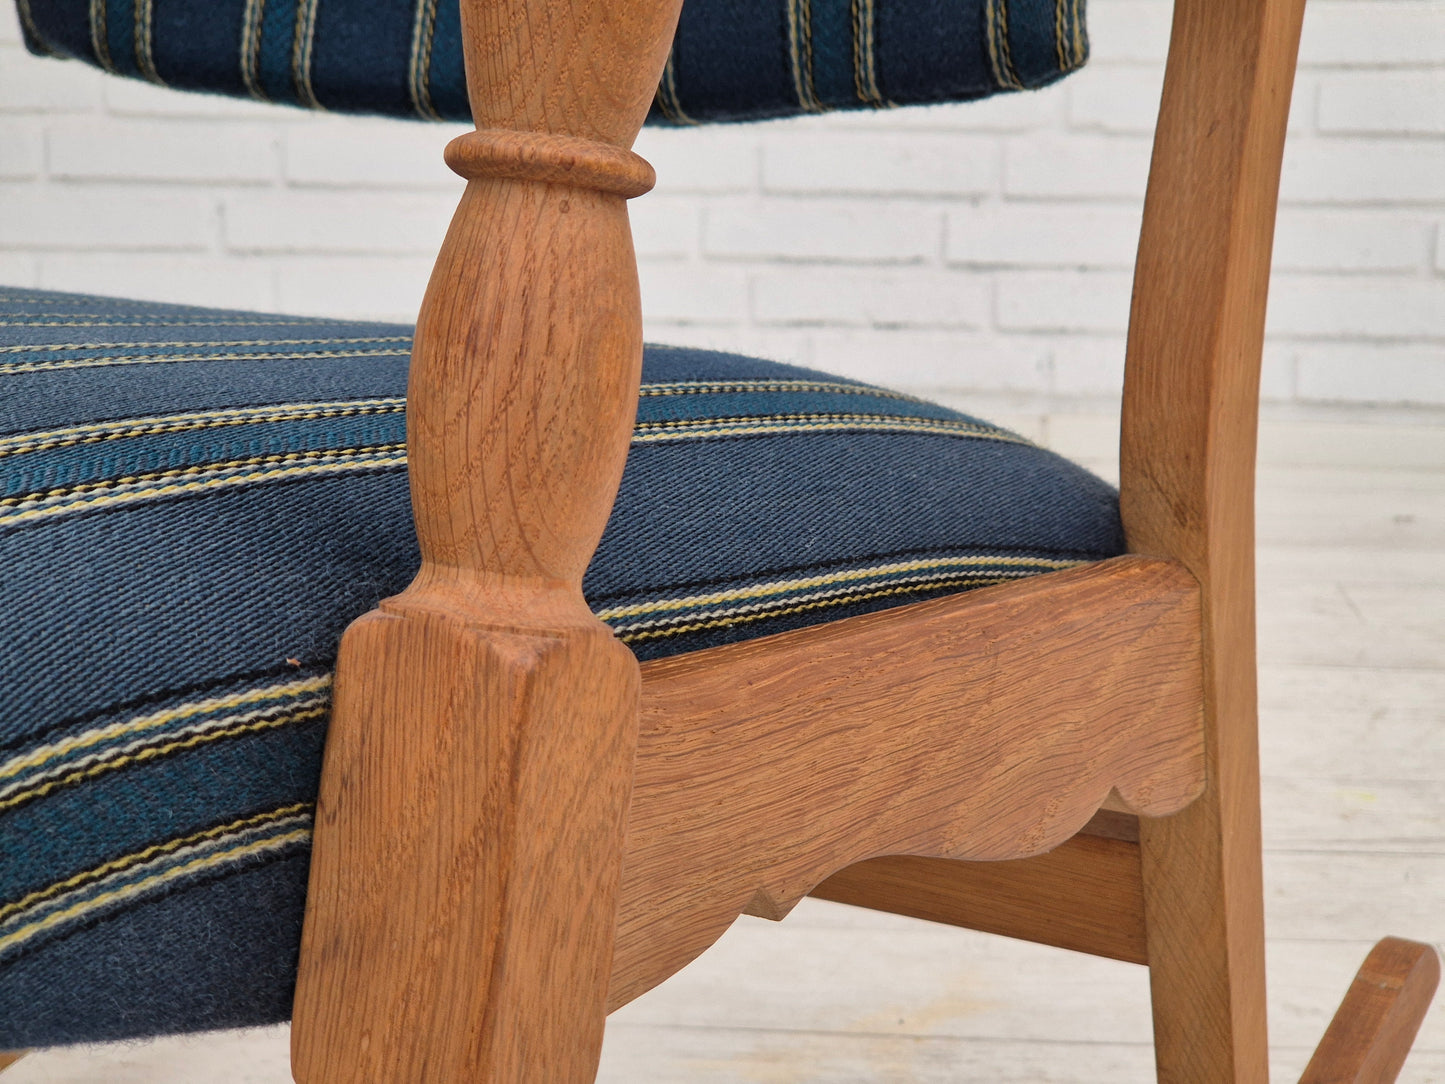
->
[1, 0, 1442, 409]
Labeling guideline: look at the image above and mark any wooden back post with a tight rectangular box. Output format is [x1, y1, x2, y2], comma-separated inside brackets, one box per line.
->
[1120, 0, 1307, 1077]
[290, 0, 683, 1080]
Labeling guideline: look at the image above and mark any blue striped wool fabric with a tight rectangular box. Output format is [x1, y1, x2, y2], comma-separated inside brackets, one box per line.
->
[16, 0, 1086, 125]
[0, 288, 1124, 1045]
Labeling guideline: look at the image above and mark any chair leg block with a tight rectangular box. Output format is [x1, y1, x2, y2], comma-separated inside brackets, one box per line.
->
[1300, 937, 1441, 1084]
[291, 601, 639, 1084]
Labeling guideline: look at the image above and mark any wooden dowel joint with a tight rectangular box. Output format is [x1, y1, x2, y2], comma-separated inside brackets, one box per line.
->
[444, 129, 656, 198]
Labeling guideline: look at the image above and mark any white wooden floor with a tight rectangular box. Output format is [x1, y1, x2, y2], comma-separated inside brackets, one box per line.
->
[7, 407, 1443, 1083]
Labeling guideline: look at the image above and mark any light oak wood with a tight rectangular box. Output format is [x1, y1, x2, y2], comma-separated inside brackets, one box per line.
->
[607, 555, 1203, 1008]
[0, 1053, 25, 1073]
[1299, 938, 1441, 1084]
[811, 832, 1149, 965]
[281, 0, 1438, 1074]
[1119, 0, 1308, 1077]
[289, 0, 684, 1080]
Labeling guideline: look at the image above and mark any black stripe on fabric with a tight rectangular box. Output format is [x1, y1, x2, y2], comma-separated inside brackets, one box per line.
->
[0, 665, 327, 756]
[878, 0, 996, 104]
[308, 0, 415, 116]
[582, 541, 1112, 609]
[664, 0, 798, 123]
[0, 836, 309, 967]
[0, 704, 328, 815]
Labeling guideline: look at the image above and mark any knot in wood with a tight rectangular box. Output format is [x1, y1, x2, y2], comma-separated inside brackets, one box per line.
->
[444, 130, 656, 198]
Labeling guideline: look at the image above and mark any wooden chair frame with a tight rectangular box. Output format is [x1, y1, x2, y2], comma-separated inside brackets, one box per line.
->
[8, 0, 1421, 1080]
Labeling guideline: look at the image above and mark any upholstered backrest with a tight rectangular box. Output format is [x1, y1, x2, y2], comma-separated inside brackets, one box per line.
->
[15, 0, 1086, 125]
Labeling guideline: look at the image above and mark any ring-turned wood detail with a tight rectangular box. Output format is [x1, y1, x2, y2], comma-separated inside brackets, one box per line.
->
[607, 555, 1206, 1008]
[444, 130, 656, 198]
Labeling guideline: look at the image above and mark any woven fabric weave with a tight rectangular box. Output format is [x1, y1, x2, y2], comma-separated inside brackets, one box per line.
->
[16, 0, 1086, 125]
[0, 287, 1124, 1045]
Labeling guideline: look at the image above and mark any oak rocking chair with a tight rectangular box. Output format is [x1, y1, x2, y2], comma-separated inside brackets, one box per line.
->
[0, 0, 1438, 1079]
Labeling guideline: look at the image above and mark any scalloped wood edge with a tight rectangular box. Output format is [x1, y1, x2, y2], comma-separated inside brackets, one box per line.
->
[1300, 938, 1441, 1084]
[607, 554, 1205, 1008]
[811, 829, 1150, 965]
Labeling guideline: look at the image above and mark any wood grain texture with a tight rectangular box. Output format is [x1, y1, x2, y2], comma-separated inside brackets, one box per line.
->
[1300, 939, 1441, 1084]
[811, 832, 1149, 965]
[607, 555, 1204, 1009]
[1120, 0, 1307, 1078]
[289, 0, 684, 1078]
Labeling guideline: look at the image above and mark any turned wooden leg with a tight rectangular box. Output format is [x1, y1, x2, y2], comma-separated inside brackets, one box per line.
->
[1300, 938, 1441, 1084]
[292, 594, 638, 1082]
[290, 36, 673, 1074]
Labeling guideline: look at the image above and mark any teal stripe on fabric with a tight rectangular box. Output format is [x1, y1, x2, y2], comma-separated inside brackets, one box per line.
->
[407, 0, 441, 120]
[1006, 0, 1070, 82]
[102, 0, 138, 79]
[0, 399, 409, 499]
[240, 0, 267, 100]
[0, 674, 331, 816]
[806, 0, 860, 108]
[425, 0, 468, 121]
[0, 804, 314, 962]
[256, 0, 299, 104]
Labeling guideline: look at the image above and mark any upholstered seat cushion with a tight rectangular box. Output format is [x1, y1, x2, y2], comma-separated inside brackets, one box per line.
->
[0, 287, 1123, 1046]
[17, 0, 1086, 126]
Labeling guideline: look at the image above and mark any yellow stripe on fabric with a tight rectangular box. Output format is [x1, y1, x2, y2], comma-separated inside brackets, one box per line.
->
[0, 707, 328, 814]
[88, 0, 116, 73]
[619, 573, 1045, 644]
[0, 675, 331, 784]
[292, 0, 322, 109]
[1054, 0, 1068, 71]
[133, 0, 164, 85]
[1, 347, 411, 376]
[1072, 0, 1085, 67]
[984, 0, 1025, 90]
[0, 813, 313, 937]
[638, 379, 924, 403]
[1, 446, 406, 526]
[631, 413, 1024, 444]
[0, 803, 312, 926]
[407, 0, 443, 121]
[594, 555, 1080, 621]
[0, 693, 327, 804]
[0, 399, 406, 460]
[849, 0, 889, 107]
[0, 829, 312, 956]
[240, 0, 268, 101]
[653, 52, 697, 126]
[787, 0, 825, 113]
[15, 0, 60, 56]
[0, 335, 412, 355]
[0, 317, 345, 328]
[611, 568, 1059, 633]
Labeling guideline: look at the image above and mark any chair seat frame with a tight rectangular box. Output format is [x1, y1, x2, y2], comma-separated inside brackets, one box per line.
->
[79, 0, 1424, 1079]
